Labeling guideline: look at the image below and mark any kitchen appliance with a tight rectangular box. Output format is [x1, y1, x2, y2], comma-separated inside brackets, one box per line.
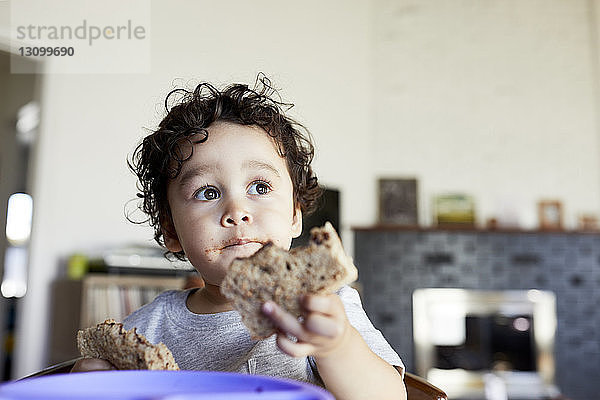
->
[413, 288, 558, 399]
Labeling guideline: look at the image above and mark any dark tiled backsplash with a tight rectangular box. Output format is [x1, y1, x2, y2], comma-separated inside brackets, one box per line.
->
[354, 230, 600, 400]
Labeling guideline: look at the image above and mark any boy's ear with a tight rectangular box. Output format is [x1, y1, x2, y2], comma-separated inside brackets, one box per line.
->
[291, 205, 303, 238]
[162, 217, 183, 253]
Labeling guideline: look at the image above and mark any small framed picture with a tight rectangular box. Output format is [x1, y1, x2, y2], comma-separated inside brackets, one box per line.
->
[433, 194, 476, 227]
[578, 214, 598, 231]
[378, 178, 418, 225]
[538, 200, 563, 230]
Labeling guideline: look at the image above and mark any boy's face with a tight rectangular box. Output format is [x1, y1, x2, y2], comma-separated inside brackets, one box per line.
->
[164, 121, 302, 286]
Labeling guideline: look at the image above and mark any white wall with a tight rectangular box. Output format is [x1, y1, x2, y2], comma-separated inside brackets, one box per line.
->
[373, 0, 600, 228]
[1, 0, 599, 377]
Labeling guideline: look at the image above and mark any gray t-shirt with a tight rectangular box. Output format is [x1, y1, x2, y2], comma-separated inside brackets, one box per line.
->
[123, 285, 403, 387]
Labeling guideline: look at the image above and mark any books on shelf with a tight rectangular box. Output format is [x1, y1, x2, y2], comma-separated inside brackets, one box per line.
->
[80, 275, 185, 328]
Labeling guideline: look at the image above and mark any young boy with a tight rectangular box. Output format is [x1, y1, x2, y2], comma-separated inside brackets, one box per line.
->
[74, 76, 407, 400]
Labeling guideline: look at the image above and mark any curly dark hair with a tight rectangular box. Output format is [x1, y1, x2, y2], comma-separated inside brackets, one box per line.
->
[128, 75, 321, 260]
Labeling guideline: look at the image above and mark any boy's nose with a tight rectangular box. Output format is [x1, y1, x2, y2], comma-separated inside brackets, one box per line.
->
[221, 200, 253, 227]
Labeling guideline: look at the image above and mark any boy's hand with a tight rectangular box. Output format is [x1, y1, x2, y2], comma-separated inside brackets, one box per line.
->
[263, 294, 407, 400]
[71, 358, 116, 372]
[261, 294, 353, 360]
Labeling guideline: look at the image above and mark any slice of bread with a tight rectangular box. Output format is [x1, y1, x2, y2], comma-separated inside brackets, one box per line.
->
[220, 222, 358, 339]
[77, 319, 179, 370]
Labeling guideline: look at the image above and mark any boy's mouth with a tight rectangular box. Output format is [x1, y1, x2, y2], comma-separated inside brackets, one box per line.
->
[219, 239, 265, 258]
[221, 239, 265, 249]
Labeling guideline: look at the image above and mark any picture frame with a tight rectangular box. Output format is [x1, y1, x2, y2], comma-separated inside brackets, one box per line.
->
[578, 214, 599, 231]
[538, 200, 563, 230]
[378, 178, 418, 226]
[433, 194, 476, 227]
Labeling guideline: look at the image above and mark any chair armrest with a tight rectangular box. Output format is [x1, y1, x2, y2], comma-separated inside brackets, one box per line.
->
[398, 367, 448, 400]
[19, 357, 82, 380]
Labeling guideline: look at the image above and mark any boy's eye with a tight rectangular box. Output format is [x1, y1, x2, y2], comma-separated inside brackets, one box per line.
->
[194, 186, 220, 201]
[248, 181, 271, 195]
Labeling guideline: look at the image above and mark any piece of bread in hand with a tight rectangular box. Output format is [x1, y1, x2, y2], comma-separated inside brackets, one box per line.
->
[77, 319, 179, 370]
[220, 222, 358, 339]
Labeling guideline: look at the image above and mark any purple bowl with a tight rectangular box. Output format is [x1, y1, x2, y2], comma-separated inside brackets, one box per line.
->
[0, 370, 334, 400]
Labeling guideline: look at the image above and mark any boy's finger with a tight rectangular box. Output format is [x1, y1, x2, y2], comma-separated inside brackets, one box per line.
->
[304, 313, 344, 338]
[262, 301, 305, 339]
[302, 294, 342, 316]
[71, 358, 116, 373]
[276, 334, 314, 358]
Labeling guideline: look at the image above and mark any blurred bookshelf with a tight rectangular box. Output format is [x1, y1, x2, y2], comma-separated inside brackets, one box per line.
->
[48, 274, 189, 365]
